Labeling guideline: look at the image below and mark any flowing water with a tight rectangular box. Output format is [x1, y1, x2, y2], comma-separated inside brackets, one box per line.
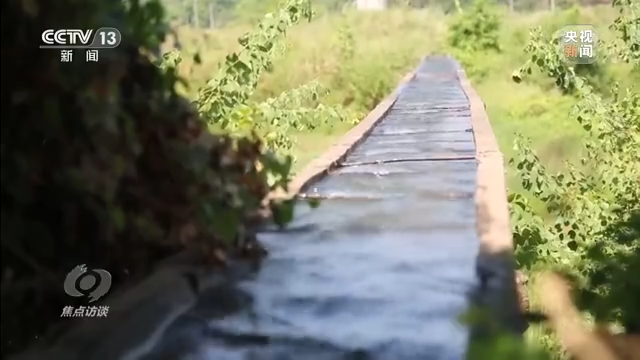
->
[143, 56, 483, 360]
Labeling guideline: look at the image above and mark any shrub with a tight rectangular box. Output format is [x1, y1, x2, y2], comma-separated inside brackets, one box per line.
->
[510, 0, 640, 335]
[447, 0, 502, 53]
[446, 0, 502, 82]
[0, 0, 323, 356]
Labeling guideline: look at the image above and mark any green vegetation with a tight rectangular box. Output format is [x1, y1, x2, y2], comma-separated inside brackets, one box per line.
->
[445, 0, 638, 357]
[1, 0, 637, 358]
[508, 0, 639, 356]
[1, 0, 312, 356]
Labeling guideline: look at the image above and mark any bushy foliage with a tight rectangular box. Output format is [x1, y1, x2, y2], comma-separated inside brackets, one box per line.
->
[446, 0, 502, 82]
[447, 0, 502, 53]
[0, 0, 324, 356]
[510, 0, 639, 336]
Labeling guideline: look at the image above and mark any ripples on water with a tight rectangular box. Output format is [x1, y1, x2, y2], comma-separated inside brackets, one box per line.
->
[146, 228, 477, 360]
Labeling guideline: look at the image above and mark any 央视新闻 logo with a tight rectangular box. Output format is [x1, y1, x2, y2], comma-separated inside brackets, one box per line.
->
[559, 24, 598, 64]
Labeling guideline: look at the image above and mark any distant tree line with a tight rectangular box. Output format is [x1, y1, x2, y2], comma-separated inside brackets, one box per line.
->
[160, 0, 346, 27]
[161, 0, 613, 28]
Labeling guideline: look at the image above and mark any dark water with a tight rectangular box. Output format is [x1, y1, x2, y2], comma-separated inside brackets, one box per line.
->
[143, 56, 482, 360]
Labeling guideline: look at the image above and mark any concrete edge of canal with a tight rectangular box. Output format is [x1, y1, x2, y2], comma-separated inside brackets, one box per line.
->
[286, 67, 419, 196]
[457, 66, 527, 339]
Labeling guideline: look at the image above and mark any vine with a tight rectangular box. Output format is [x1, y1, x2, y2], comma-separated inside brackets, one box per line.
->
[165, 0, 351, 158]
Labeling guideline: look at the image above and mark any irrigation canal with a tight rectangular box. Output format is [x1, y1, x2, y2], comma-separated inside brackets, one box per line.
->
[13, 56, 520, 360]
[142, 56, 511, 360]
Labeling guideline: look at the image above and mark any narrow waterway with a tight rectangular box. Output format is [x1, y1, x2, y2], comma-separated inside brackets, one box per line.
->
[144, 56, 482, 360]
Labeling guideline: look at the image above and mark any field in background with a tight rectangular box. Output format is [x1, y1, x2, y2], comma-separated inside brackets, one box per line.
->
[166, 5, 636, 175]
[167, 9, 449, 170]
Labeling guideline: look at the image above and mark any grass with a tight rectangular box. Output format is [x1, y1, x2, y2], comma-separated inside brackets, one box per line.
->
[166, 8, 448, 173]
[166, 4, 636, 359]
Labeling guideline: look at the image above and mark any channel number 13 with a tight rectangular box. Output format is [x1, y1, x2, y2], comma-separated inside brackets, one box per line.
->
[94, 28, 122, 48]
[100, 31, 117, 46]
